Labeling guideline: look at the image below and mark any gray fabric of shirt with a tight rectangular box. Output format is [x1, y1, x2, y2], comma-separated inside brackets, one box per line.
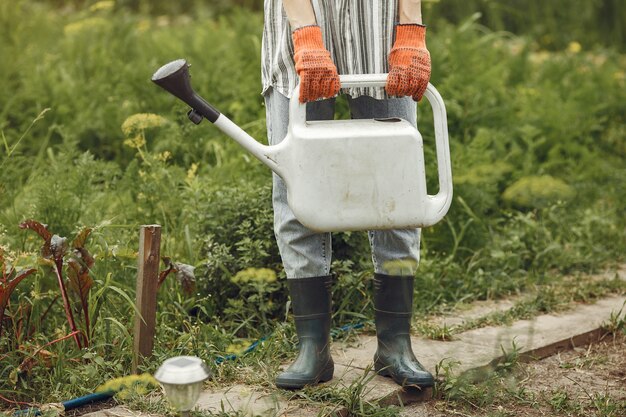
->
[262, 0, 398, 99]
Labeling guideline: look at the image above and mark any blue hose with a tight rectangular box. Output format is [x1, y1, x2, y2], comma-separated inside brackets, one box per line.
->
[62, 391, 115, 411]
[215, 321, 364, 364]
[13, 391, 115, 416]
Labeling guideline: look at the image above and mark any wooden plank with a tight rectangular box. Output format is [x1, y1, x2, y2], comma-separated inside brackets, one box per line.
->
[133, 224, 161, 373]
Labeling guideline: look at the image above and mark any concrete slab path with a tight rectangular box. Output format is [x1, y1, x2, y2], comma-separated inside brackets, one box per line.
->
[81, 293, 625, 417]
[192, 294, 625, 416]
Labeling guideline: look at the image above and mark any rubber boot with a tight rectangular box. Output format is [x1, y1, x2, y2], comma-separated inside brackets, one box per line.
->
[275, 275, 334, 389]
[373, 274, 434, 388]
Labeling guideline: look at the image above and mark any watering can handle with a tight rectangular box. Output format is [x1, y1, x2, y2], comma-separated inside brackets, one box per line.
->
[290, 74, 453, 224]
[421, 83, 453, 223]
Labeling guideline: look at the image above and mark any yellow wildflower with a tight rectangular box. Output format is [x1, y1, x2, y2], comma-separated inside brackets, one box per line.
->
[96, 373, 158, 399]
[503, 175, 574, 208]
[382, 259, 418, 276]
[529, 51, 550, 65]
[89, 1, 115, 13]
[136, 19, 151, 34]
[157, 151, 172, 162]
[567, 41, 582, 54]
[187, 163, 199, 181]
[232, 268, 277, 284]
[121, 113, 167, 136]
[64, 17, 108, 36]
[226, 340, 252, 355]
[123, 135, 146, 149]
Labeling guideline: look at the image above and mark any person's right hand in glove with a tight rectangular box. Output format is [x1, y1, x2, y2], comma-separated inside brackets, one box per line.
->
[292, 25, 340, 103]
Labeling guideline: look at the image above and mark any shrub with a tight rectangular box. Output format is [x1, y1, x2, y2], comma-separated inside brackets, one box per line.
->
[502, 175, 575, 209]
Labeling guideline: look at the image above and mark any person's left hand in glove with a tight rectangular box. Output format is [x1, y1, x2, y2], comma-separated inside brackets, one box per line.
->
[385, 24, 431, 101]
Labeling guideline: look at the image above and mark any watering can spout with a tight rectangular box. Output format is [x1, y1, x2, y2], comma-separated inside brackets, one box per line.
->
[151, 60, 196, 109]
[151, 59, 280, 172]
[151, 59, 220, 124]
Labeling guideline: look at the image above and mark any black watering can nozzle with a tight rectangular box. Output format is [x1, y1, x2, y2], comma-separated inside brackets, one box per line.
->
[151, 59, 221, 124]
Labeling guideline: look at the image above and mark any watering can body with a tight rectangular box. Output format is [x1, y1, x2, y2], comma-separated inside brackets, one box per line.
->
[152, 60, 452, 232]
[272, 113, 429, 231]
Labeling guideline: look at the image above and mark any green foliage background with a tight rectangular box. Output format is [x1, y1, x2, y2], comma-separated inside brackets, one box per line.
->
[0, 0, 625, 406]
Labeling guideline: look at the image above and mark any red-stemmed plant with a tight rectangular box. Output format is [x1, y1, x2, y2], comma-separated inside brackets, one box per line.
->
[67, 227, 94, 345]
[0, 247, 36, 338]
[158, 257, 196, 296]
[19, 220, 85, 349]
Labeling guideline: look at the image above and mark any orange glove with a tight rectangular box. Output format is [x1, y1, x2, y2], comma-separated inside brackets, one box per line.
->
[385, 24, 431, 101]
[292, 25, 340, 103]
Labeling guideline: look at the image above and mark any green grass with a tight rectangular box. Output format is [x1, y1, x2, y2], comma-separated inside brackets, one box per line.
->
[295, 367, 402, 417]
[416, 272, 626, 340]
[1, 0, 625, 413]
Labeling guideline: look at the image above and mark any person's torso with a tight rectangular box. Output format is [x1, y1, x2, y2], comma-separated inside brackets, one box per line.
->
[262, 0, 398, 99]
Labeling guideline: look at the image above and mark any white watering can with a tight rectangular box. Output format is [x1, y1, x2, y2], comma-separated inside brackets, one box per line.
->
[152, 59, 452, 232]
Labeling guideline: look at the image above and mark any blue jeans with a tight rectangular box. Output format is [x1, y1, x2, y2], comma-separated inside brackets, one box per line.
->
[264, 88, 421, 279]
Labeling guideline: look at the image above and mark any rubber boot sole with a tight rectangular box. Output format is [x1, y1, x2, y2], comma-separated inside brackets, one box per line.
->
[374, 359, 434, 388]
[275, 362, 334, 390]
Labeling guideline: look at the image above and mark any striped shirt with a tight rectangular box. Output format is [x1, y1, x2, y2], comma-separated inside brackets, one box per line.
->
[262, 0, 398, 99]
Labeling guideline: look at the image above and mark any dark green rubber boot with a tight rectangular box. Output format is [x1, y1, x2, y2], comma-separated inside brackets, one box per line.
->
[275, 275, 334, 389]
[373, 274, 434, 388]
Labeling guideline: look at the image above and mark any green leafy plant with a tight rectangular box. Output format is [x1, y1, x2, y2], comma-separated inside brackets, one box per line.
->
[502, 175, 575, 209]
[0, 247, 36, 338]
[225, 267, 282, 334]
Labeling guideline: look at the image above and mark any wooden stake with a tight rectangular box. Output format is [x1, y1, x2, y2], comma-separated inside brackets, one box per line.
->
[133, 224, 161, 373]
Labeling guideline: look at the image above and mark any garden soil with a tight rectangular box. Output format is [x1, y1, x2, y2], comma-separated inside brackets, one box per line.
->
[402, 333, 626, 417]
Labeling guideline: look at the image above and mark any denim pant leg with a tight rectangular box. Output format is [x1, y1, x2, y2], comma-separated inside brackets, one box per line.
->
[264, 88, 336, 279]
[347, 95, 422, 276]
